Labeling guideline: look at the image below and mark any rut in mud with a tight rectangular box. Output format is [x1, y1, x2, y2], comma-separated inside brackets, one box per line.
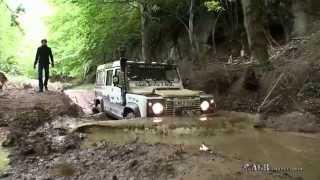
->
[0, 77, 319, 179]
[0, 100, 314, 180]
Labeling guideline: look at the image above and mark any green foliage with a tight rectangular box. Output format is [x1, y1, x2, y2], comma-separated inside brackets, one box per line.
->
[205, 0, 223, 13]
[46, 0, 228, 80]
[302, 82, 320, 97]
[0, 2, 22, 74]
[47, 0, 140, 79]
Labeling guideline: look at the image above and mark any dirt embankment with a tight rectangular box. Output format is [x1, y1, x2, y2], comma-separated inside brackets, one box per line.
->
[0, 88, 82, 127]
[183, 25, 320, 133]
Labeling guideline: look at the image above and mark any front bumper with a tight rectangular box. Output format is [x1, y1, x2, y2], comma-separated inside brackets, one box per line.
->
[147, 96, 216, 117]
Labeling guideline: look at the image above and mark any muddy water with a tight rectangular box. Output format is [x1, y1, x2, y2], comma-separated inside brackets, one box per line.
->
[81, 114, 320, 180]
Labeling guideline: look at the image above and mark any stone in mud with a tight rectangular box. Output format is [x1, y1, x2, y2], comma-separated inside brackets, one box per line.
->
[128, 159, 138, 168]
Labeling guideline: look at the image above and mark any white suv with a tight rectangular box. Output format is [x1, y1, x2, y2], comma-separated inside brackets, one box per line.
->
[94, 58, 216, 119]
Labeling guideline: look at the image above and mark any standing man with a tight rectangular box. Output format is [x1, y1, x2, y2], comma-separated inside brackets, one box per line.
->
[34, 39, 54, 92]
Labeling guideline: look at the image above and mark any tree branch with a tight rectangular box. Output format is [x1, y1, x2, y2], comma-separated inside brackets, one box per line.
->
[0, 0, 25, 34]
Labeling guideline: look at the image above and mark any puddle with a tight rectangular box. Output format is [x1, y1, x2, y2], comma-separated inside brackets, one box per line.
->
[81, 114, 320, 180]
[50, 162, 75, 177]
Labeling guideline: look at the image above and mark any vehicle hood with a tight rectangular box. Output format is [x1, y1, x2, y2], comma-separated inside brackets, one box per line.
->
[129, 87, 200, 97]
[154, 89, 200, 97]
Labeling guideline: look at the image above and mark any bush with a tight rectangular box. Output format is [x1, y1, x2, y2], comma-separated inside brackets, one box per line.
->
[302, 82, 320, 97]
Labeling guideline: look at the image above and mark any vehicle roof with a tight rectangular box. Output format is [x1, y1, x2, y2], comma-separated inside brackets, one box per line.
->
[97, 60, 176, 71]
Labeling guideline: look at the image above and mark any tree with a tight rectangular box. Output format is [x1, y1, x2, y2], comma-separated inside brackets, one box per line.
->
[188, 0, 198, 61]
[292, 0, 308, 36]
[0, 0, 23, 73]
[139, 1, 148, 62]
[138, 0, 160, 63]
[154, 0, 201, 62]
[94, 0, 161, 63]
[241, 0, 272, 69]
[47, 0, 140, 79]
[205, 0, 224, 54]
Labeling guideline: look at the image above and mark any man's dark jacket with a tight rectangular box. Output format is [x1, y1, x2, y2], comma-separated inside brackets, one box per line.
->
[34, 45, 54, 66]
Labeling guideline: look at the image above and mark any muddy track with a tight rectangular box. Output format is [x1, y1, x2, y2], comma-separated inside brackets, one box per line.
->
[0, 87, 315, 180]
[0, 88, 82, 125]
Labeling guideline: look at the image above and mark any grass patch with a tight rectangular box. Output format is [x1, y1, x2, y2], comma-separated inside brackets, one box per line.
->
[0, 147, 9, 174]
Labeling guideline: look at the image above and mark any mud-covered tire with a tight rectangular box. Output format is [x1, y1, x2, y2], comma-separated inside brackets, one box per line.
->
[92, 107, 99, 114]
[99, 101, 105, 112]
[124, 112, 136, 119]
[94, 100, 104, 113]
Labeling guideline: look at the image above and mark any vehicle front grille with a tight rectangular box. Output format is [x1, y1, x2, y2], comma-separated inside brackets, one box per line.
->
[165, 99, 175, 115]
[165, 97, 201, 116]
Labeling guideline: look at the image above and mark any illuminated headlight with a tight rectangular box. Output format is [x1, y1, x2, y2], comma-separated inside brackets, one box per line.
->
[152, 103, 164, 115]
[200, 101, 210, 111]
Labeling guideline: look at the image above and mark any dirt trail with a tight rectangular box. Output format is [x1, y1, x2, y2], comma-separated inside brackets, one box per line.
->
[0, 88, 82, 125]
[0, 83, 317, 180]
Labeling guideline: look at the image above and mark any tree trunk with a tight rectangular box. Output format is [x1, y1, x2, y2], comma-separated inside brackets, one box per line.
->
[241, 0, 271, 69]
[188, 0, 199, 62]
[140, 2, 149, 63]
[211, 13, 220, 54]
[292, 0, 308, 36]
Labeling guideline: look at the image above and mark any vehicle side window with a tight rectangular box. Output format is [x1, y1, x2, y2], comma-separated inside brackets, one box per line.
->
[115, 69, 122, 86]
[97, 71, 102, 86]
[106, 70, 113, 86]
[115, 69, 120, 77]
[96, 72, 99, 84]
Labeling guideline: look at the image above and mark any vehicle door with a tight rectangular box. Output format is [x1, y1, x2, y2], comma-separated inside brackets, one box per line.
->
[109, 69, 124, 116]
[102, 69, 114, 112]
[95, 70, 104, 100]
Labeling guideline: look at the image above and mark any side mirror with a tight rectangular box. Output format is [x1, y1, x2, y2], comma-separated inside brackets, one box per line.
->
[113, 76, 120, 86]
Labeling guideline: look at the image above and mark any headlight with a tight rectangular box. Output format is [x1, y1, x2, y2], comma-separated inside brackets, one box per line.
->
[152, 103, 164, 115]
[200, 101, 210, 111]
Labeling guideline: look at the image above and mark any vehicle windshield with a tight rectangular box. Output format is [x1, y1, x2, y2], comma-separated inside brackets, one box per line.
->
[127, 63, 180, 84]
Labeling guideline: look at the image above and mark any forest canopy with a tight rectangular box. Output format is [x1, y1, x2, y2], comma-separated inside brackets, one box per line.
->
[0, 0, 315, 80]
[47, 0, 141, 79]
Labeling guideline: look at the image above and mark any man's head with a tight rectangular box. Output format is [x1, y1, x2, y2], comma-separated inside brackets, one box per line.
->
[41, 39, 48, 46]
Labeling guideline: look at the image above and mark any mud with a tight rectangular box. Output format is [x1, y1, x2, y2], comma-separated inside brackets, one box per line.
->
[183, 31, 320, 135]
[3, 108, 317, 180]
[64, 90, 95, 114]
[0, 89, 82, 127]
[80, 120, 320, 180]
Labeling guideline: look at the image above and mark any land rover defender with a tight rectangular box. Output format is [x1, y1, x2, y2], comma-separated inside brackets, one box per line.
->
[94, 58, 216, 119]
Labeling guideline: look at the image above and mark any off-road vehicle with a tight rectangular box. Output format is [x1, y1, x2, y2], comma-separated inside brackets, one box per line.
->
[94, 58, 216, 119]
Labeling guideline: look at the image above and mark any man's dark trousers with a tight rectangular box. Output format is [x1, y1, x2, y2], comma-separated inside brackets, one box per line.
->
[38, 63, 49, 91]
